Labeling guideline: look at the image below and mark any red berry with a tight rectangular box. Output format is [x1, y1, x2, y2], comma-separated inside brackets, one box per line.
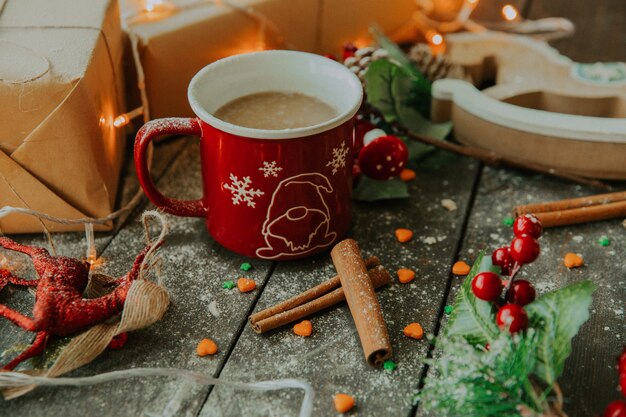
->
[496, 304, 528, 333]
[492, 247, 513, 275]
[471, 272, 503, 301]
[604, 400, 626, 417]
[620, 372, 626, 397]
[342, 43, 358, 60]
[506, 280, 536, 306]
[357, 135, 408, 180]
[513, 214, 543, 239]
[618, 348, 626, 373]
[510, 236, 540, 264]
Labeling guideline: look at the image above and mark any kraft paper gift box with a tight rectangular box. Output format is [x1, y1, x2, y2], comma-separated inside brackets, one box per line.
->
[122, 0, 415, 119]
[0, 0, 126, 234]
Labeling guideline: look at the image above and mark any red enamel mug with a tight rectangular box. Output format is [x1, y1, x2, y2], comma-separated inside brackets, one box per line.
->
[134, 51, 363, 260]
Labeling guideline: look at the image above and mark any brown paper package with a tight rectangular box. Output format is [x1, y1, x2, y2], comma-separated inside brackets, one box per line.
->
[0, 0, 127, 233]
[122, 0, 416, 118]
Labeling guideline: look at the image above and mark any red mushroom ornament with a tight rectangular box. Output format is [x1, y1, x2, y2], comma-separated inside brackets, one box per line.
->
[357, 135, 408, 180]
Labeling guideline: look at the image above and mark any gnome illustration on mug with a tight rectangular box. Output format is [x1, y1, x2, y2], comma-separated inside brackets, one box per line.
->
[256, 173, 338, 259]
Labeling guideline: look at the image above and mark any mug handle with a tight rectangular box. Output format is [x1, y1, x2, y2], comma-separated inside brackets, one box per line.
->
[134, 117, 207, 217]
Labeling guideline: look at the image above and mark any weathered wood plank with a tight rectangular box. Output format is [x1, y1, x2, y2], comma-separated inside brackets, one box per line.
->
[528, 0, 626, 62]
[200, 154, 480, 417]
[0, 140, 273, 416]
[418, 166, 625, 417]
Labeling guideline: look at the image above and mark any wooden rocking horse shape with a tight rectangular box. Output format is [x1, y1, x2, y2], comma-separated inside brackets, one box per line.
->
[0, 237, 155, 371]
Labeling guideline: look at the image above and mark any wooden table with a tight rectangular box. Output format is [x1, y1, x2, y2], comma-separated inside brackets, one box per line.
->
[1, 1, 624, 416]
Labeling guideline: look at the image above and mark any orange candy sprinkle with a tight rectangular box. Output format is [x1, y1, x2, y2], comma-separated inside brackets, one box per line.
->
[399, 168, 416, 182]
[564, 253, 584, 268]
[452, 261, 471, 275]
[403, 322, 424, 340]
[395, 228, 413, 243]
[333, 393, 355, 413]
[293, 320, 313, 337]
[397, 268, 415, 284]
[196, 338, 218, 356]
[237, 277, 256, 293]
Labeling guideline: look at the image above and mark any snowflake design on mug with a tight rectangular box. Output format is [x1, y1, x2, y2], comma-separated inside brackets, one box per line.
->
[259, 161, 283, 178]
[223, 174, 265, 208]
[326, 141, 349, 175]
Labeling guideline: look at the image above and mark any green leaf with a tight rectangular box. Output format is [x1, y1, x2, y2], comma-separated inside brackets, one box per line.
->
[446, 251, 500, 345]
[365, 59, 452, 141]
[418, 330, 546, 416]
[352, 176, 409, 201]
[370, 26, 431, 97]
[525, 280, 596, 385]
[365, 59, 401, 122]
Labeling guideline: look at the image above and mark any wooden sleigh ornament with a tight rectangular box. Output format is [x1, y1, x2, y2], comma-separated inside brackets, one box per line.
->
[431, 32, 626, 180]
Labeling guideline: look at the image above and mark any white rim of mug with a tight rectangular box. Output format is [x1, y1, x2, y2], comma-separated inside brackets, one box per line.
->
[188, 50, 364, 140]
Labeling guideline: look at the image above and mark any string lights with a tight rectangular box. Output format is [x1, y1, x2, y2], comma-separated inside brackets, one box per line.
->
[113, 107, 144, 128]
[501, 4, 520, 22]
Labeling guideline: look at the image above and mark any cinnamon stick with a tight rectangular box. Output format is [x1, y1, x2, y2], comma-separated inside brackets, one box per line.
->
[250, 256, 380, 325]
[250, 266, 391, 334]
[514, 191, 626, 227]
[515, 191, 626, 215]
[331, 239, 391, 367]
[519, 200, 626, 228]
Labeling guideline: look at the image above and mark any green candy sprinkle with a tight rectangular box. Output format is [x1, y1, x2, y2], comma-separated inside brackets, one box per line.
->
[502, 216, 515, 227]
[383, 360, 397, 372]
[598, 236, 610, 247]
[240, 262, 253, 271]
[444, 305, 454, 315]
[222, 280, 236, 290]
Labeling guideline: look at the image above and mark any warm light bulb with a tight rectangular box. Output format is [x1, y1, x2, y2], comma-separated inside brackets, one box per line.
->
[467, 0, 479, 5]
[431, 33, 444, 45]
[113, 107, 144, 128]
[113, 114, 130, 128]
[145, 0, 163, 12]
[502, 4, 519, 21]
[426, 30, 446, 55]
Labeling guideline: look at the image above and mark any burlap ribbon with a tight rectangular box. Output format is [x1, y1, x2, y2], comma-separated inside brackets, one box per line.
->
[2, 276, 170, 400]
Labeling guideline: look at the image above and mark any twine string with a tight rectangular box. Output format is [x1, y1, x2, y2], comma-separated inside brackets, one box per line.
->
[0, 368, 314, 417]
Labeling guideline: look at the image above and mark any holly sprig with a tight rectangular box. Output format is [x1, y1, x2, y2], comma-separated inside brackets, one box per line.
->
[418, 220, 596, 416]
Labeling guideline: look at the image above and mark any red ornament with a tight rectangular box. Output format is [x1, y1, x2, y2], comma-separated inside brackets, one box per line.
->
[510, 236, 540, 264]
[357, 135, 408, 180]
[0, 237, 158, 370]
[471, 272, 503, 301]
[506, 280, 536, 306]
[108, 332, 129, 350]
[342, 43, 358, 60]
[604, 401, 626, 417]
[513, 214, 543, 239]
[496, 304, 528, 333]
[492, 247, 513, 275]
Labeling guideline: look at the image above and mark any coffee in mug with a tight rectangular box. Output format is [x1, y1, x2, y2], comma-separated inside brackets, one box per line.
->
[214, 91, 338, 130]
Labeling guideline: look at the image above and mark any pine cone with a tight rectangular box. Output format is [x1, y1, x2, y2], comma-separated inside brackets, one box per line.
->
[408, 43, 467, 83]
[343, 47, 389, 84]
